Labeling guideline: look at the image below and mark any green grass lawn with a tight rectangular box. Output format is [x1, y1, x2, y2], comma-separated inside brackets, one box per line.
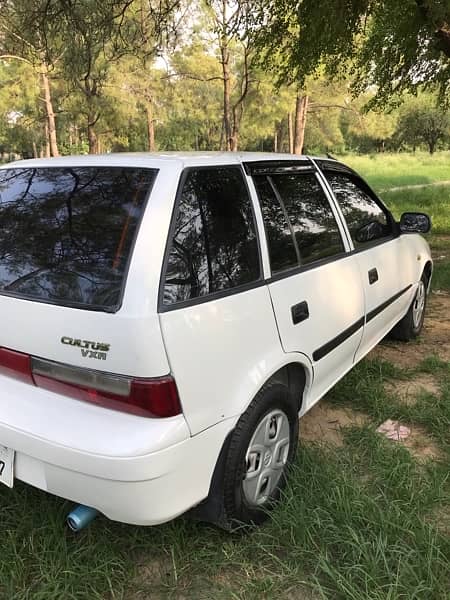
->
[347, 153, 450, 294]
[0, 153, 449, 599]
[343, 151, 450, 191]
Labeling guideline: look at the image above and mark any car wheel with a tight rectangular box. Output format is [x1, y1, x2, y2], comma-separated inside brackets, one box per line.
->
[390, 273, 428, 341]
[222, 382, 299, 528]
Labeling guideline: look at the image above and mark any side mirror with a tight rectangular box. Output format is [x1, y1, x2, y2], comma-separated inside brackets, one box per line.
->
[399, 212, 431, 234]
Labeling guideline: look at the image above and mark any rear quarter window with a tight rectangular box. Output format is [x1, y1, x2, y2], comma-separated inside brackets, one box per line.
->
[0, 166, 156, 311]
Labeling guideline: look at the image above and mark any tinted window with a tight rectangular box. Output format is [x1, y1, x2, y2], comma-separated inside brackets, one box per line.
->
[252, 175, 298, 272]
[0, 167, 155, 310]
[163, 167, 260, 305]
[254, 172, 345, 271]
[325, 173, 392, 247]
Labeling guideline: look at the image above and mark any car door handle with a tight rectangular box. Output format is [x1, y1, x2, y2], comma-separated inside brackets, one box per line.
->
[291, 301, 309, 325]
[368, 268, 379, 285]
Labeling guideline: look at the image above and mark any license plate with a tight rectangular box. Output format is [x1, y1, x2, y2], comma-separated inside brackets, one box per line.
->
[0, 445, 14, 488]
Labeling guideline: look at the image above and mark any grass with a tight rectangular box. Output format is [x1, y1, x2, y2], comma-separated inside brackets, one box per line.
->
[348, 152, 450, 292]
[1, 359, 448, 599]
[326, 357, 450, 456]
[343, 152, 450, 191]
[0, 152, 449, 599]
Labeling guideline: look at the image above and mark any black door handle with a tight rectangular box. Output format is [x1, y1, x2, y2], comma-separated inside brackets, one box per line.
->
[368, 268, 378, 284]
[291, 301, 309, 325]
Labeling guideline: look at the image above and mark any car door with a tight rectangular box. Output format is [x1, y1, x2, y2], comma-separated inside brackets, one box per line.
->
[158, 165, 285, 435]
[247, 162, 366, 408]
[318, 163, 415, 361]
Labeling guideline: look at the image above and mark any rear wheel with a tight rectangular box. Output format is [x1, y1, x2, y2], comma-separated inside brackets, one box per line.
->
[390, 274, 428, 341]
[222, 382, 298, 528]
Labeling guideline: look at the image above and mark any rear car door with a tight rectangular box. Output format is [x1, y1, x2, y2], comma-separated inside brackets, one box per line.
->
[319, 164, 414, 361]
[248, 162, 366, 407]
[158, 165, 284, 434]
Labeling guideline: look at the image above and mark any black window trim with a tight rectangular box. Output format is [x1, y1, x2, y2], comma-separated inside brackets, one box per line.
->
[158, 164, 264, 313]
[251, 166, 349, 279]
[0, 165, 159, 314]
[243, 159, 315, 176]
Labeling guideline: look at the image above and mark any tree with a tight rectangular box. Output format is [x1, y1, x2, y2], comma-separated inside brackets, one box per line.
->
[0, 60, 45, 158]
[42, 0, 180, 153]
[255, 0, 450, 108]
[395, 97, 450, 153]
[0, 0, 63, 156]
[203, 0, 255, 150]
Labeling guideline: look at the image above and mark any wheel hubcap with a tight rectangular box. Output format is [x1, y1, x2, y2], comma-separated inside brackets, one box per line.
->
[412, 281, 426, 329]
[242, 409, 290, 506]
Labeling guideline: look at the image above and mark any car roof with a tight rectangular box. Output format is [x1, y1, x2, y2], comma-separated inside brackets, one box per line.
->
[2, 151, 339, 170]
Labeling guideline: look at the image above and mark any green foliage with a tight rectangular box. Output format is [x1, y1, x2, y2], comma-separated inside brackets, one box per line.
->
[395, 96, 450, 153]
[1, 1, 450, 154]
[254, 0, 450, 108]
[0, 61, 43, 157]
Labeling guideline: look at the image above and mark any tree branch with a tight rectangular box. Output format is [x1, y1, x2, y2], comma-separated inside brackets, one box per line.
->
[0, 54, 33, 65]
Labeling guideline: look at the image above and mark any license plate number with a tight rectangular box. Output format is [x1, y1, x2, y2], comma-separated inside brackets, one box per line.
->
[0, 445, 14, 488]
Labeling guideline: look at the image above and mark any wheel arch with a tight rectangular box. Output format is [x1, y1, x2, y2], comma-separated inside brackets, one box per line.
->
[188, 357, 311, 527]
[423, 260, 433, 292]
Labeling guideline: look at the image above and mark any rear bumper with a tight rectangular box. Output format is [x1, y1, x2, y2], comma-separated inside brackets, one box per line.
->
[0, 376, 236, 525]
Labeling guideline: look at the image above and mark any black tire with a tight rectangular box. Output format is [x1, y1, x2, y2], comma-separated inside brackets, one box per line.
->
[390, 273, 428, 341]
[222, 382, 298, 528]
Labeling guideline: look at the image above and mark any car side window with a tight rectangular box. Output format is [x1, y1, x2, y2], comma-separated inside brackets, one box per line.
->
[163, 167, 260, 306]
[325, 172, 393, 247]
[253, 171, 345, 272]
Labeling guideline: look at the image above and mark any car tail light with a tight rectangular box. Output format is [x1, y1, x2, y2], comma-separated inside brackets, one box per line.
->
[0, 347, 34, 385]
[0, 347, 181, 418]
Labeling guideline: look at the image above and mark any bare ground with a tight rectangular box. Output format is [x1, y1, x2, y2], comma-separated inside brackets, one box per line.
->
[370, 292, 450, 367]
[300, 293, 449, 459]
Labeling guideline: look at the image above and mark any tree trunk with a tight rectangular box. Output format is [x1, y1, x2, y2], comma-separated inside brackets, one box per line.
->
[44, 120, 50, 157]
[288, 112, 294, 154]
[428, 140, 436, 154]
[274, 126, 278, 152]
[87, 119, 98, 154]
[230, 103, 243, 151]
[87, 102, 99, 154]
[221, 43, 232, 150]
[146, 101, 155, 151]
[41, 68, 59, 157]
[294, 94, 309, 154]
[220, 0, 232, 151]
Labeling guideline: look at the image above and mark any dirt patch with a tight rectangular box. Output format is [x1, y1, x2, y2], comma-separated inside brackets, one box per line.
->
[128, 557, 176, 600]
[401, 424, 443, 461]
[369, 292, 450, 367]
[384, 374, 440, 405]
[300, 402, 369, 446]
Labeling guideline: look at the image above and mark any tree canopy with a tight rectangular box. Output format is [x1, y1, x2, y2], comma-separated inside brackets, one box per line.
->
[255, 0, 450, 107]
[0, 0, 450, 157]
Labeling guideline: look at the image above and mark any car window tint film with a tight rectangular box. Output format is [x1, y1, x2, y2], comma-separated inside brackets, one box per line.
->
[256, 172, 345, 270]
[325, 173, 392, 247]
[163, 167, 260, 305]
[252, 174, 299, 273]
[0, 167, 155, 310]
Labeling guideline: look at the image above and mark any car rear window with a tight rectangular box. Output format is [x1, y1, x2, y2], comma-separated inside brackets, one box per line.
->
[0, 166, 156, 311]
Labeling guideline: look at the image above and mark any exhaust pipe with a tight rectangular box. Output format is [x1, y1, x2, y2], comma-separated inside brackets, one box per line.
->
[66, 505, 99, 532]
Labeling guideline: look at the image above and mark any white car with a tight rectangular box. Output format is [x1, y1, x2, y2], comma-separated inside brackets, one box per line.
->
[0, 152, 431, 529]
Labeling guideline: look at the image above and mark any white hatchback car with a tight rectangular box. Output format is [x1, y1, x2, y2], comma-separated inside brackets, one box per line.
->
[0, 152, 431, 529]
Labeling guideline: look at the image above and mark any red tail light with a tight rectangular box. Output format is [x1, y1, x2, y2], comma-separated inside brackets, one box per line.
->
[0, 347, 182, 418]
[0, 347, 33, 385]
